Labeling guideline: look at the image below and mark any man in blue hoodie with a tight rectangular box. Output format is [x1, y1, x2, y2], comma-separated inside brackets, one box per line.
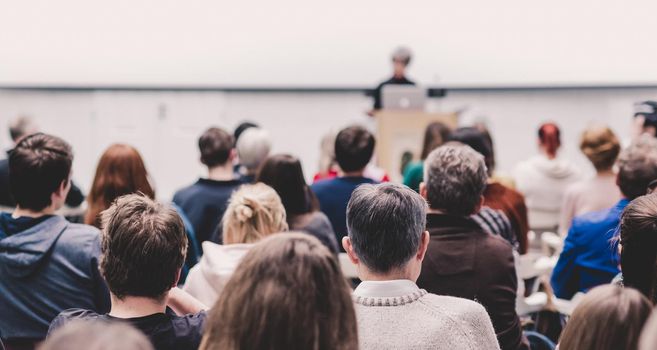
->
[0, 133, 109, 347]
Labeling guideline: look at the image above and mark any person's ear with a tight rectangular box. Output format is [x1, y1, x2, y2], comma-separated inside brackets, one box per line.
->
[342, 237, 359, 265]
[416, 231, 430, 262]
[419, 182, 427, 199]
[172, 268, 182, 288]
[229, 148, 237, 162]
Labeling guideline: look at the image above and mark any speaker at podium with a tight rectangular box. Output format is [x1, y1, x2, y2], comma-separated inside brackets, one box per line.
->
[375, 85, 457, 182]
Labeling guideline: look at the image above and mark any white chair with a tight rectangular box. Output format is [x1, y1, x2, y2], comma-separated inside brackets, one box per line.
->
[541, 231, 564, 256]
[339, 253, 358, 279]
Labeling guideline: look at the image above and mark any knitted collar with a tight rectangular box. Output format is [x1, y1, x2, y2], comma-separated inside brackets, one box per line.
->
[353, 280, 428, 307]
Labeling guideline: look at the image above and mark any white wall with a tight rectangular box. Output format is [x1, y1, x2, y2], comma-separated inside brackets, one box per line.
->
[0, 88, 654, 200]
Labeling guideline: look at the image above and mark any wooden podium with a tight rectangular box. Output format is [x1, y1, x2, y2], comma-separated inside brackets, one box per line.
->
[374, 111, 458, 182]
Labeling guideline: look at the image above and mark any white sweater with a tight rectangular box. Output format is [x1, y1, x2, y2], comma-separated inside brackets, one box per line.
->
[353, 280, 500, 350]
[183, 242, 253, 306]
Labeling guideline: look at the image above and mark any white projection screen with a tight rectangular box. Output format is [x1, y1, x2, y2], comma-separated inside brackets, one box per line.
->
[1, 0, 656, 88]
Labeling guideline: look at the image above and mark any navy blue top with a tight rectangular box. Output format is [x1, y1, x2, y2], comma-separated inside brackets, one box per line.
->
[173, 178, 243, 245]
[50, 308, 206, 350]
[551, 199, 629, 299]
[311, 176, 378, 250]
[0, 214, 110, 340]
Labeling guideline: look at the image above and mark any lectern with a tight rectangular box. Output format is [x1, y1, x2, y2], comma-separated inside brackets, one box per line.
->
[374, 111, 458, 182]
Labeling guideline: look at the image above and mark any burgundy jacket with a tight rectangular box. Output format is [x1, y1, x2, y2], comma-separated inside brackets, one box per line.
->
[417, 213, 529, 350]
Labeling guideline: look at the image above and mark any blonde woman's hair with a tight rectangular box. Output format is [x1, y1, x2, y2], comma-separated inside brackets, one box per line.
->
[222, 183, 288, 244]
[580, 125, 621, 171]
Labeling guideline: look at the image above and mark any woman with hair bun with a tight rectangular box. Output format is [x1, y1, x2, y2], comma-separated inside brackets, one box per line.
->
[183, 183, 288, 306]
[559, 125, 622, 235]
[513, 123, 580, 231]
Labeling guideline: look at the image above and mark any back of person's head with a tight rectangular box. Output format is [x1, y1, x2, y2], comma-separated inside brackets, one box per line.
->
[620, 192, 657, 303]
[256, 154, 317, 218]
[346, 183, 427, 274]
[222, 183, 288, 244]
[617, 135, 657, 200]
[420, 122, 451, 160]
[639, 309, 657, 350]
[391, 46, 412, 66]
[422, 144, 487, 216]
[538, 122, 561, 158]
[233, 121, 258, 145]
[39, 320, 153, 350]
[559, 285, 651, 350]
[100, 194, 187, 301]
[334, 125, 375, 173]
[9, 133, 73, 212]
[318, 130, 338, 174]
[200, 233, 358, 350]
[85, 144, 155, 227]
[8, 115, 38, 143]
[236, 128, 272, 172]
[580, 125, 621, 172]
[450, 127, 495, 175]
[199, 127, 234, 168]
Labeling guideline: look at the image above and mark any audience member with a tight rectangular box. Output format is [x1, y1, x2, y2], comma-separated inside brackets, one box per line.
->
[49, 194, 206, 350]
[343, 183, 499, 350]
[173, 127, 243, 244]
[451, 127, 530, 254]
[402, 121, 451, 192]
[233, 121, 258, 144]
[235, 127, 271, 183]
[257, 154, 338, 253]
[0, 133, 109, 346]
[184, 183, 288, 305]
[312, 125, 378, 247]
[84, 144, 200, 280]
[633, 101, 657, 140]
[514, 123, 580, 231]
[417, 144, 528, 350]
[40, 321, 153, 350]
[551, 135, 657, 299]
[558, 285, 651, 350]
[199, 233, 358, 350]
[619, 192, 657, 303]
[559, 125, 621, 235]
[0, 116, 84, 210]
[85, 144, 155, 227]
[370, 46, 415, 112]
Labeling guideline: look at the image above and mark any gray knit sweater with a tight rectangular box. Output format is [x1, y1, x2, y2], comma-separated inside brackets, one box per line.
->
[354, 281, 500, 350]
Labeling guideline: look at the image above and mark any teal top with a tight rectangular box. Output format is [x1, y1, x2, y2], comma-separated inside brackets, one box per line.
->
[403, 161, 424, 192]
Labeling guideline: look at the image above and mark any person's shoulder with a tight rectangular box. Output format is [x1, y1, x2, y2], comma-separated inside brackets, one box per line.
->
[60, 222, 101, 244]
[422, 293, 489, 317]
[571, 205, 616, 230]
[169, 310, 207, 333]
[310, 178, 337, 192]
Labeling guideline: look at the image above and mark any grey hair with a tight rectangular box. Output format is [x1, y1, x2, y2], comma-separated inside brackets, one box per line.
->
[423, 144, 488, 216]
[391, 46, 412, 66]
[618, 134, 657, 200]
[346, 183, 428, 273]
[9, 115, 38, 142]
[236, 128, 272, 171]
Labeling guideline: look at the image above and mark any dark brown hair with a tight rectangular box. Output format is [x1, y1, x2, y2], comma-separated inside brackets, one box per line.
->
[199, 127, 233, 167]
[620, 193, 657, 303]
[420, 122, 451, 160]
[256, 154, 319, 219]
[559, 285, 651, 350]
[335, 125, 375, 173]
[200, 233, 358, 350]
[100, 194, 187, 300]
[85, 144, 155, 228]
[9, 133, 73, 211]
[538, 123, 561, 158]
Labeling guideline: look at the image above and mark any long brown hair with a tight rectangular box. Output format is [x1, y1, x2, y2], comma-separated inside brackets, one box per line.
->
[620, 193, 657, 303]
[420, 122, 451, 160]
[199, 233, 358, 350]
[559, 285, 651, 350]
[85, 144, 155, 227]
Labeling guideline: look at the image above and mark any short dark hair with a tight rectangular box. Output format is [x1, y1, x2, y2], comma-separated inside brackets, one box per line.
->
[100, 194, 187, 300]
[233, 121, 259, 144]
[334, 126, 375, 173]
[617, 135, 657, 200]
[450, 127, 494, 175]
[256, 154, 318, 218]
[9, 133, 73, 211]
[199, 127, 233, 167]
[346, 183, 427, 273]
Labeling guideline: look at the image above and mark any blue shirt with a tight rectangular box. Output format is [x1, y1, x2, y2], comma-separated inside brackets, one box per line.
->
[551, 199, 629, 299]
[311, 176, 378, 250]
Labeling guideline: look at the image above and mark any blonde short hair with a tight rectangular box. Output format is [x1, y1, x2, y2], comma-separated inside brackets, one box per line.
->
[580, 125, 620, 171]
[222, 183, 288, 244]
